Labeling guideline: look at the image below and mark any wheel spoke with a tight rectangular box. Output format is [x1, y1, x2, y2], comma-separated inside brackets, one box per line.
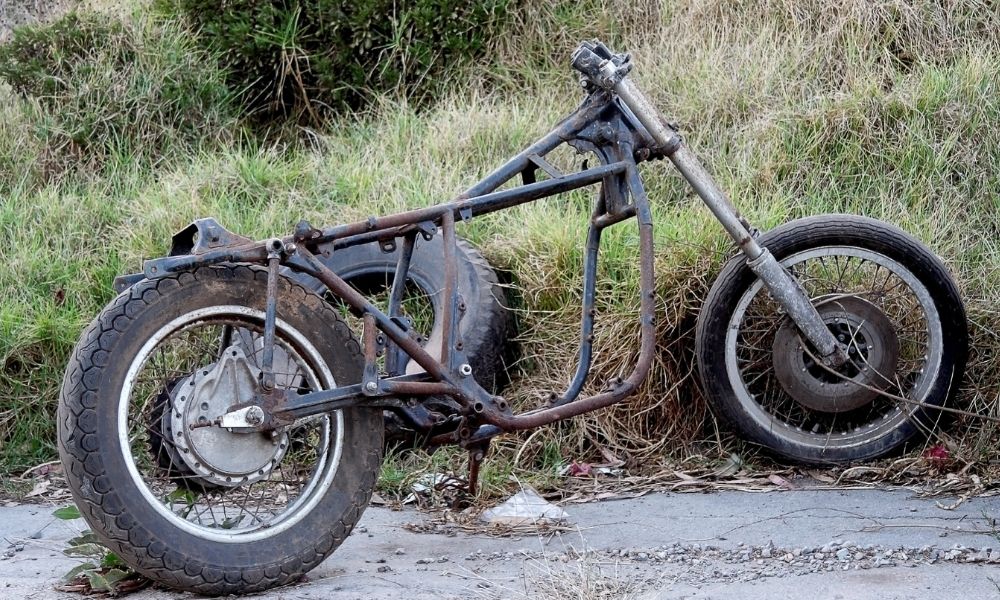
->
[730, 246, 938, 446]
[124, 316, 334, 537]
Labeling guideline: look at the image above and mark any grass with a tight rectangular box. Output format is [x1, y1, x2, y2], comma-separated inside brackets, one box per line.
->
[2, 0, 1000, 494]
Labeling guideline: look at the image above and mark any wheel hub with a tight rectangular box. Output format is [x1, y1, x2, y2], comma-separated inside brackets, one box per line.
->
[170, 345, 289, 487]
[772, 296, 899, 413]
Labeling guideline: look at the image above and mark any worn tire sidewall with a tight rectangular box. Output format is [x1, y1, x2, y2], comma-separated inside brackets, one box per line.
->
[696, 215, 968, 463]
[295, 236, 511, 389]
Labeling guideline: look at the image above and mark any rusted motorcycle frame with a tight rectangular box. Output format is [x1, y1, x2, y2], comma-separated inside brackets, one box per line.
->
[122, 41, 847, 491]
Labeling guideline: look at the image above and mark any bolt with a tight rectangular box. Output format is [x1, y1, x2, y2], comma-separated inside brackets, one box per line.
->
[459, 363, 473, 377]
[245, 406, 265, 426]
[364, 381, 378, 393]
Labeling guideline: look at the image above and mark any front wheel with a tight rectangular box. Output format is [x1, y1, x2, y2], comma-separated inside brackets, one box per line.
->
[696, 215, 967, 464]
[58, 265, 383, 594]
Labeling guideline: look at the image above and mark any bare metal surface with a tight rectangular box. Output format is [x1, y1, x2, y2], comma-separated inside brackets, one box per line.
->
[772, 296, 900, 413]
[173, 345, 287, 487]
[747, 248, 847, 363]
[440, 210, 458, 370]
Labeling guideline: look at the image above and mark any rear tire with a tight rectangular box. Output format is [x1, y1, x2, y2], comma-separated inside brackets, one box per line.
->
[292, 236, 513, 445]
[58, 265, 383, 594]
[696, 215, 967, 464]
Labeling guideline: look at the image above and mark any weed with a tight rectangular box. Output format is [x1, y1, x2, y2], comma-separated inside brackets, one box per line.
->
[3, 0, 1000, 486]
[51, 505, 149, 595]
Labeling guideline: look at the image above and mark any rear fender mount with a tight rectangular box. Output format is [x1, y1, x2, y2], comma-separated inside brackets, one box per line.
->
[113, 218, 249, 293]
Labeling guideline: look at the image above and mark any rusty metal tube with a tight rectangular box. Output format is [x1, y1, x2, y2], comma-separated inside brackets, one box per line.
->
[440, 210, 458, 369]
[483, 218, 655, 431]
[295, 247, 461, 388]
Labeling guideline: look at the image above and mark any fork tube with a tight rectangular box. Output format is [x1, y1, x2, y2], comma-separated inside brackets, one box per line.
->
[668, 147, 763, 259]
[609, 66, 845, 363]
[670, 145, 844, 363]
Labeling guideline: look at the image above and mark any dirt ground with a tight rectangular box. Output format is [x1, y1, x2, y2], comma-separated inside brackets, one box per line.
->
[3, 487, 1000, 599]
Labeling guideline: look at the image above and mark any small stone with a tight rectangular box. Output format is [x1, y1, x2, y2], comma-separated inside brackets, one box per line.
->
[836, 548, 850, 561]
[394, 548, 405, 555]
[376, 565, 391, 573]
[761, 548, 772, 559]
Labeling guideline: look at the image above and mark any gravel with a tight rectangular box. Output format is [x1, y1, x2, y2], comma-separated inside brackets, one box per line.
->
[457, 539, 1000, 587]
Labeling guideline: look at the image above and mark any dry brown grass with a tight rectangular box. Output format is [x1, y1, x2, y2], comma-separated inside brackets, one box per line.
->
[4, 0, 1000, 484]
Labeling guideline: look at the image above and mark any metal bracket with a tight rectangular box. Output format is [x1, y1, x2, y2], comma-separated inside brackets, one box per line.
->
[259, 239, 284, 392]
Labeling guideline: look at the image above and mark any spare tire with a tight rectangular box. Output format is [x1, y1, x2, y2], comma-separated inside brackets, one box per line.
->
[289, 235, 514, 443]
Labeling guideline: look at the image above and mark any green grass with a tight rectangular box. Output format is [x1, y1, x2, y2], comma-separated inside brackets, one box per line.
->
[2, 0, 1000, 487]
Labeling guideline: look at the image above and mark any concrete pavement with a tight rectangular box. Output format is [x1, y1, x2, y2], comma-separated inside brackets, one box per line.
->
[2, 488, 1000, 599]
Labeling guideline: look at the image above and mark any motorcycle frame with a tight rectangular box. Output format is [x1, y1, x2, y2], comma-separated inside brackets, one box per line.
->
[132, 42, 846, 460]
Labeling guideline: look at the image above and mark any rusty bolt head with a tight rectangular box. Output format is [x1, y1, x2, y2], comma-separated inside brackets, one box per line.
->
[245, 406, 265, 426]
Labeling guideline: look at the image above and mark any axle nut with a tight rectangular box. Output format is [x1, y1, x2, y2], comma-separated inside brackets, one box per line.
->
[245, 406, 265, 426]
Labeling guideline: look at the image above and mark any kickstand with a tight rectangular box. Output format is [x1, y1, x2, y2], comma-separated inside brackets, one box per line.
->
[466, 441, 490, 498]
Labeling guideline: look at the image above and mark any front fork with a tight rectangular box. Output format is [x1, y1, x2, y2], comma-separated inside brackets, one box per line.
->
[600, 59, 849, 367]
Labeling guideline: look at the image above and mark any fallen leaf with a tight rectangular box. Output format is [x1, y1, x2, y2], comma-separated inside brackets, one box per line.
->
[924, 444, 950, 462]
[26, 480, 51, 498]
[768, 474, 795, 490]
[806, 469, 836, 483]
[596, 446, 625, 468]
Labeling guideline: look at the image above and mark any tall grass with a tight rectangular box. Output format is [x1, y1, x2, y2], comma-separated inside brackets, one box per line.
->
[2, 0, 1000, 478]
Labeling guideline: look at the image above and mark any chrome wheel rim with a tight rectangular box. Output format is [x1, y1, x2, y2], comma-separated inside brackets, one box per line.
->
[724, 247, 942, 450]
[119, 305, 344, 543]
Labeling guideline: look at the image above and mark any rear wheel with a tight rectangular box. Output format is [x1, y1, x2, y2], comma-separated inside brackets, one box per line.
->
[292, 236, 513, 445]
[696, 215, 967, 464]
[59, 265, 383, 594]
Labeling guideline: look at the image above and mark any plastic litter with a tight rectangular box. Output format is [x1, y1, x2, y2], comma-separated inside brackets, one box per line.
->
[480, 487, 569, 526]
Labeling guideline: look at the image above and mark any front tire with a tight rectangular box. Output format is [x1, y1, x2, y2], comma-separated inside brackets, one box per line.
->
[58, 265, 383, 594]
[696, 215, 967, 464]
